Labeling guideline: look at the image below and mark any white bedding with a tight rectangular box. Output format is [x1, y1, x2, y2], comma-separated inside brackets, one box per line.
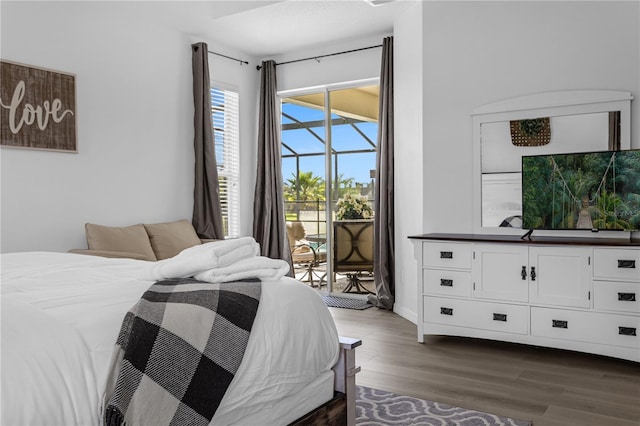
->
[1, 252, 340, 425]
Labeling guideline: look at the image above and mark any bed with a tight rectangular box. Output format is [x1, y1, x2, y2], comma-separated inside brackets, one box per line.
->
[1, 251, 359, 425]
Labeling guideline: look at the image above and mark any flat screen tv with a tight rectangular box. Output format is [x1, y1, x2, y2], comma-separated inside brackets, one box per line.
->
[522, 149, 640, 232]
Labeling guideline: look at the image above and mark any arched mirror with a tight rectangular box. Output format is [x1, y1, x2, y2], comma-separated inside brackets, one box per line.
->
[472, 90, 632, 235]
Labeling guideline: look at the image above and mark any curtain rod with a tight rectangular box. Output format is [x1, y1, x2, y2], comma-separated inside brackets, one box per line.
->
[256, 44, 382, 70]
[208, 50, 249, 66]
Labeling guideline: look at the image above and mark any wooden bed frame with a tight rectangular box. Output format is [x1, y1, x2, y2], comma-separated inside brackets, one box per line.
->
[290, 337, 361, 426]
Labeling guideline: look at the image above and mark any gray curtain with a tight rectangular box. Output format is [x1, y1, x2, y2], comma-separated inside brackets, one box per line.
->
[252, 60, 292, 268]
[608, 111, 621, 151]
[191, 42, 224, 239]
[369, 36, 395, 309]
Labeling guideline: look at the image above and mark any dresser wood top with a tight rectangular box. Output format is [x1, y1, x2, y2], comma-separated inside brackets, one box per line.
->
[408, 233, 640, 247]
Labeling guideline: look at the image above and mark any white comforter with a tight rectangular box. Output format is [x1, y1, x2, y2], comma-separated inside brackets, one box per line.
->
[1, 252, 339, 426]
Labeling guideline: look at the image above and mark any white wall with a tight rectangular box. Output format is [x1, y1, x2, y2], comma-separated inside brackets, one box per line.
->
[0, 1, 259, 252]
[392, 1, 640, 323]
[273, 35, 386, 93]
[392, 1, 424, 322]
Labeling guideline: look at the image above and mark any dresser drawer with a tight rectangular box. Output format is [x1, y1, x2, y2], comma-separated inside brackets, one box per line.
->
[473, 301, 529, 335]
[531, 307, 640, 349]
[593, 248, 640, 282]
[423, 269, 472, 297]
[424, 296, 471, 328]
[423, 242, 472, 270]
[424, 296, 528, 335]
[594, 281, 640, 314]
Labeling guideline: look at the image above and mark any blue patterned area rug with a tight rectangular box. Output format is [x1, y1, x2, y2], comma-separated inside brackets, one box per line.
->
[356, 386, 532, 426]
[321, 295, 373, 310]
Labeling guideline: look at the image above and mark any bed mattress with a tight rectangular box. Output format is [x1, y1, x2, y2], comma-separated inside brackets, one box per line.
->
[1, 251, 339, 425]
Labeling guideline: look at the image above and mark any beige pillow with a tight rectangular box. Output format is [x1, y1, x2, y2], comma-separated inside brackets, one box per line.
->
[143, 220, 202, 260]
[85, 223, 157, 261]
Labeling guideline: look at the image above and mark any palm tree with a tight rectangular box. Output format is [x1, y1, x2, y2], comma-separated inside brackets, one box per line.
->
[284, 171, 325, 202]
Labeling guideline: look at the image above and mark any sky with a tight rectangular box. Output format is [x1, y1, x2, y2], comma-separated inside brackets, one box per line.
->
[281, 102, 378, 188]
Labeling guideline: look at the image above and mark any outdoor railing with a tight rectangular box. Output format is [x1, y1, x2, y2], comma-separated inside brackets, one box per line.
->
[285, 197, 375, 238]
[285, 199, 326, 236]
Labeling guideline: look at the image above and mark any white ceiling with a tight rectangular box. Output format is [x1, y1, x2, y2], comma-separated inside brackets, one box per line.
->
[205, 0, 403, 57]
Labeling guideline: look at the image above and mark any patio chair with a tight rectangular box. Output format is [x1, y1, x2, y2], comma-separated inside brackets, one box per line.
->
[333, 220, 374, 294]
[286, 221, 327, 287]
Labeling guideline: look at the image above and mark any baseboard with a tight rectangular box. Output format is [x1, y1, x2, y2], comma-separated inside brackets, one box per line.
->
[393, 305, 417, 325]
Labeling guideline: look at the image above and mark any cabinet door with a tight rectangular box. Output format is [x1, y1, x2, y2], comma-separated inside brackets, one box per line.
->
[473, 244, 529, 302]
[529, 246, 591, 308]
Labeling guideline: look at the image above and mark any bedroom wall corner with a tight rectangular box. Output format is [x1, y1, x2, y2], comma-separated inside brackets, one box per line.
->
[391, 0, 424, 324]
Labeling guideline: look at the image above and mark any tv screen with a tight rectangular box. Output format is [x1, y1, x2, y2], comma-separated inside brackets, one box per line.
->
[522, 149, 640, 231]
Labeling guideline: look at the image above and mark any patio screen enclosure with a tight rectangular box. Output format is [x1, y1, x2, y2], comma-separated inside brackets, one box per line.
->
[281, 84, 379, 293]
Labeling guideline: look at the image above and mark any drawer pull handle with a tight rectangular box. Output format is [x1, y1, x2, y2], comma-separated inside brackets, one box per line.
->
[618, 327, 637, 336]
[530, 267, 536, 281]
[618, 259, 636, 269]
[440, 251, 453, 259]
[552, 320, 568, 329]
[440, 279, 453, 287]
[440, 307, 453, 316]
[521, 266, 527, 280]
[618, 292, 636, 302]
[493, 313, 507, 322]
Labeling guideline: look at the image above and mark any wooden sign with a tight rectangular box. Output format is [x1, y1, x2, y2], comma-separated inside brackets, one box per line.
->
[0, 60, 77, 152]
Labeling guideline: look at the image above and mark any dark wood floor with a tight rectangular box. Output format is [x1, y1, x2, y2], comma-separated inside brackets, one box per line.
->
[329, 306, 640, 426]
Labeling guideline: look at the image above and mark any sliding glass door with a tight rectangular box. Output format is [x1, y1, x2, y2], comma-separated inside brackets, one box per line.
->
[281, 82, 379, 295]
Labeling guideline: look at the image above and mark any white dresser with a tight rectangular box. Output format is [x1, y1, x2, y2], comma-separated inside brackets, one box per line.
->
[411, 234, 640, 362]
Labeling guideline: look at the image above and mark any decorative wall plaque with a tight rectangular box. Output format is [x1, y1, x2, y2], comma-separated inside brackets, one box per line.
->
[510, 117, 550, 147]
[0, 60, 77, 152]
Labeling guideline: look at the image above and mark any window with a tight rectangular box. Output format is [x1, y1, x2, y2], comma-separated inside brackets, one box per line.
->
[211, 85, 240, 237]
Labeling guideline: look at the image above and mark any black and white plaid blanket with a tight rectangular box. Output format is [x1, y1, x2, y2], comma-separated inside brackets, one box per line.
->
[103, 277, 261, 426]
